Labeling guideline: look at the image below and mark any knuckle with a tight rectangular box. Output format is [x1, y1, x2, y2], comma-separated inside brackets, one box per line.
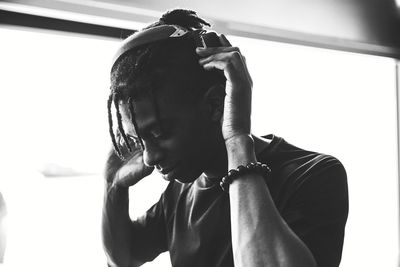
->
[232, 51, 241, 59]
[226, 60, 235, 68]
[208, 54, 216, 61]
[211, 47, 219, 53]
[226, 51, 240, 65]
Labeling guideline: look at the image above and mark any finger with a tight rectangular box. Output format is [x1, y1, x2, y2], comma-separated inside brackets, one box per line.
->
[115, 158, 154, 187]
[201, 57, 247, 84]
[197, 48, 253, 84]
[219, 34, 232, 47]
[202, 60, 228, 71]
[196, 46, 240, 57]
[116, 167, 154, 187]
[199, 51, 245, 72]
[239, 55, 253, 87]
[198, 50, 242, 64]
[199, 51, 249, 76]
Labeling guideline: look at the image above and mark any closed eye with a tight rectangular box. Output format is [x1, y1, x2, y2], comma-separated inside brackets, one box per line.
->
[141, 125, 167, 141]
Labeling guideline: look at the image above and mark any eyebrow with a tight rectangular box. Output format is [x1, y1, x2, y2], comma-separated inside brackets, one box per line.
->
[129, 117, 162, 138]
[139, 116, 177, 138]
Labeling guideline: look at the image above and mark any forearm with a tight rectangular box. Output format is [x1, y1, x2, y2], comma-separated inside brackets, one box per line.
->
[102, 183, 141, 267]
[226, 135, 317, 267]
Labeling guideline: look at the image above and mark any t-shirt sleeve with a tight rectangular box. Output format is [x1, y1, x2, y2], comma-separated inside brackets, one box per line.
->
[280, 156, 349, 267]
[128, 191, 168, 263]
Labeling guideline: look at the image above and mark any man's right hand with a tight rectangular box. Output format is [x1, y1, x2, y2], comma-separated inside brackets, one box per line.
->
[102, 139, 153, 267]
[104, 140, 154, 188]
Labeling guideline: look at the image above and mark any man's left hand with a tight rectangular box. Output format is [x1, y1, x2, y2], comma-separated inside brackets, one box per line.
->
[196, 35, 253, 143]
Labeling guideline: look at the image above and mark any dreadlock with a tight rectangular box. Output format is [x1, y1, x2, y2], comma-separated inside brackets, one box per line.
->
[107, 9, 218, 159]
[128, 97, 144, 149]
[107, 91, 122, 158]
[113, 91, 132, 153]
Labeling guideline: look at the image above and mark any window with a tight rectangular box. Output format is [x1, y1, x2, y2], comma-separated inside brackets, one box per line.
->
[0, 26, 397, 267]
[232, 35, 398, 267]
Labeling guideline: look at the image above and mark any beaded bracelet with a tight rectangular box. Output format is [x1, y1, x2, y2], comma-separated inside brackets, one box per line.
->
[219, 162, 271, 192]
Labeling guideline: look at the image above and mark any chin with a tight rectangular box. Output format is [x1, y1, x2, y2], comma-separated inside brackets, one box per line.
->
[170, 169, 202, 184]
[175, 177, 197, 184]
[163, 162, 203, 183]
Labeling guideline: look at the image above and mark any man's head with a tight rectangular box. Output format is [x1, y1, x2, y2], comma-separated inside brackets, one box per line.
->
[107, 9, 226, 183]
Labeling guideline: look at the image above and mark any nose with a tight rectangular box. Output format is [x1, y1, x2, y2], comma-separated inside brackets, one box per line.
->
[142, 140, 164, 167]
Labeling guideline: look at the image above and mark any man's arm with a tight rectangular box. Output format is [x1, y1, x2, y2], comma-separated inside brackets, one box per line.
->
[102, 149, 165, 267]
[226, 135, 317, 267]
[102, 184, 140, 267]
[197, 35, 318, 267]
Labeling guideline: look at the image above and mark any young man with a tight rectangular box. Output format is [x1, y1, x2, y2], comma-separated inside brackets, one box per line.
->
[102, 9, 348, 267]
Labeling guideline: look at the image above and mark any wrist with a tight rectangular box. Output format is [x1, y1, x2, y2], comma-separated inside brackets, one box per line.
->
[103, 181, 129, 214]
[225, 134, 256, 169]
[105, 180, 129, 198]
[220, 162, 271, 192]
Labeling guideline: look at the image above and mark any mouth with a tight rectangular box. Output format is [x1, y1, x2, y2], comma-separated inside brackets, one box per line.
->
[157, 163, 179, 175]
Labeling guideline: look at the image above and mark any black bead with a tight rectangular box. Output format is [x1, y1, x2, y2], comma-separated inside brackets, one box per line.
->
[237, 165, 246, 172]
[220, 162, 272, 193]
[228, 169, 239, 178]
[247, 162, 256, 169]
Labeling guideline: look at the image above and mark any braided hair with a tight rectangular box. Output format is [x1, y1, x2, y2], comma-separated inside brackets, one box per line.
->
[108, 9, 223, 159]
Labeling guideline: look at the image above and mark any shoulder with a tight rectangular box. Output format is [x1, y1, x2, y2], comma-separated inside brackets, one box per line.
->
[258, 137, 349, 266]
[257, 135, 348, 215]
[257, 135, 347, 186]
[281, 153, 348, 209]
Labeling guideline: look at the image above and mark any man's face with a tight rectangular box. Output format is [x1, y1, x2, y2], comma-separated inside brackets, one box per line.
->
[119, 88, 216, 183]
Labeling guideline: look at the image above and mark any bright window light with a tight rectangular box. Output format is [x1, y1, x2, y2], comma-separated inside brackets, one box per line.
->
[0, 26, 397, 267]
[231, 35, 398, 267]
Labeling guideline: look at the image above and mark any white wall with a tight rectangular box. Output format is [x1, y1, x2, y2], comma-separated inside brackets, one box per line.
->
[232, 35, 399, 267]
[0, 27, 398, 267]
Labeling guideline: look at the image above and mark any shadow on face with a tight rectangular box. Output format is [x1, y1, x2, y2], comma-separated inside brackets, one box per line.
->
[118, 83, 224, 183]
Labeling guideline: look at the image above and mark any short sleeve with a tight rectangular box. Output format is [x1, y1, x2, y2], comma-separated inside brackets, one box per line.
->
[280, 157, 349, 267]
[129, 192, 168, 263]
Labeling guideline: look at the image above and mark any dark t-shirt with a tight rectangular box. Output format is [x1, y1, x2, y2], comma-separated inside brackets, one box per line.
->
[129, 134, 349, 267]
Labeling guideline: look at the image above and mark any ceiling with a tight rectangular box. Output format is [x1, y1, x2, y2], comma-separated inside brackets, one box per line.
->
[1, 0, 400, 58]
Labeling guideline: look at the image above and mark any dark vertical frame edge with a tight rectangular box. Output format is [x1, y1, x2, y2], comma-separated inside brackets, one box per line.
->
[0, 9, 136, 39]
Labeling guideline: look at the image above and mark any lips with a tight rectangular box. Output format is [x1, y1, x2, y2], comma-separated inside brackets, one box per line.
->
[157, 163, 178, 175]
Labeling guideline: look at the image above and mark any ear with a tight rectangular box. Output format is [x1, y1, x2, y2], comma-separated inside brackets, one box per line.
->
[201, 83, 226, 122]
